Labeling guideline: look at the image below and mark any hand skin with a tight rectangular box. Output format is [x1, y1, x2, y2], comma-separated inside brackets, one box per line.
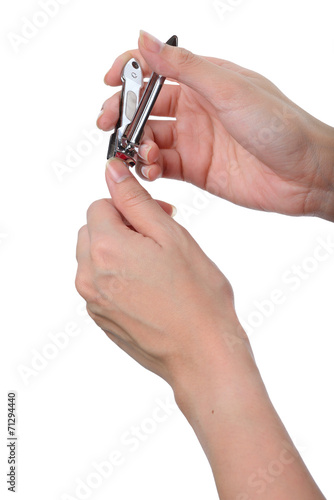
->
[100, 30, 334, 222]
[75, 158, 325, 499]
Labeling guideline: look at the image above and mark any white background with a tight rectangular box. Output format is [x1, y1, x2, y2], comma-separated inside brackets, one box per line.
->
[1, 0, 334, 498]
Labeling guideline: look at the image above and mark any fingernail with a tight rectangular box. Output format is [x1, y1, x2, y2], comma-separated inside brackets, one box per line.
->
[106, 159, 132, 183]
[139, 30, 164, 53]
[97, 108, 104, 121]
[97, 102, 105, 122]
[171, 205, 177, 218]
[141, 165, 152, 180]
[138, 144, 151, 162]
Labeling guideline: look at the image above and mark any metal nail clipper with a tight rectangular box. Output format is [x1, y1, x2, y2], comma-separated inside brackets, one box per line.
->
[107, 35, 178, 167]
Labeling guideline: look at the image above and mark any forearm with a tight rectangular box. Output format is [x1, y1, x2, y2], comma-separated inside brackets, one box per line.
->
[173, 327, 325, 500]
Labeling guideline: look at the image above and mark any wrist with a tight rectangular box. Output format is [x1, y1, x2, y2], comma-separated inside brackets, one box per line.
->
[308, 122, 334, 221]
[171, 322, 263, 426]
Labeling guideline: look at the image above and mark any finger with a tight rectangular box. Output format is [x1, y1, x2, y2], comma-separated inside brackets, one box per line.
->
[137, 137, 160, 164]
[135, 135, 161, 181]
[141, 120, 176, 151]
[104, 48, 249, 86]
[86, 198, 131, 245]
[104, 49, 154, 86]
[135, 122, 177, 181]
[136, 160, 163, 182]
[97, 85, 179, 132]
[138, 31, 255, 113]
[76, 225, 90, 262]
[134, 121, 177, 181]
[105, 158, 173, 240]
[149, 84, 180, 117]
[97, 90, 121, 131]
[104, 43, 258, 88]
[106, 196, 175, 227]
[137, 149, 182, 182]
[111, 195, 176, 218]
[156, 200, 177, 217]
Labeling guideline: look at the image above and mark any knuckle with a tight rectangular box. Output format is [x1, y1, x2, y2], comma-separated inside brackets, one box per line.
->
[122, 186, 151, 208]
[75, 272, 91, 299]
[177, 48, 201, 69]
[90, 238, 111, 266]
[78, 225, 87, 238]
[86, 199, 104, 218]
[159, 219, 187, 246]
[86, 304, 99, 322]
[170, 221, 187, 240]
[210, 265, 234, 302]
[220, 275, 234, 299]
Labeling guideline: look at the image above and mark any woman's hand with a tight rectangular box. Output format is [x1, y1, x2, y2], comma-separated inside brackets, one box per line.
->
[75, 158, 325, 499]
[100, 31, 334, 221]
[75, 158, 250, 389]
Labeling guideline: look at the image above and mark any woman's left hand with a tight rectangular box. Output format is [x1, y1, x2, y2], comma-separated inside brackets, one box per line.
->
[75, 158, 249, 391]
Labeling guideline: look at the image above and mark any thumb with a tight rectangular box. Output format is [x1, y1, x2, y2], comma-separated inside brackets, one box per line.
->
[105, 158, 174, 238]
[138, 30, 243, 110]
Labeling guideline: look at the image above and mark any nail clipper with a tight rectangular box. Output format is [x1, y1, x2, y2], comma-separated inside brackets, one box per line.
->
[107, 35, 178, 167]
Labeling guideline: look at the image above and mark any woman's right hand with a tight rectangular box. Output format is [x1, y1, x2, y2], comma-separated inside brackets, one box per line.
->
[100, 31, 334, 221]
